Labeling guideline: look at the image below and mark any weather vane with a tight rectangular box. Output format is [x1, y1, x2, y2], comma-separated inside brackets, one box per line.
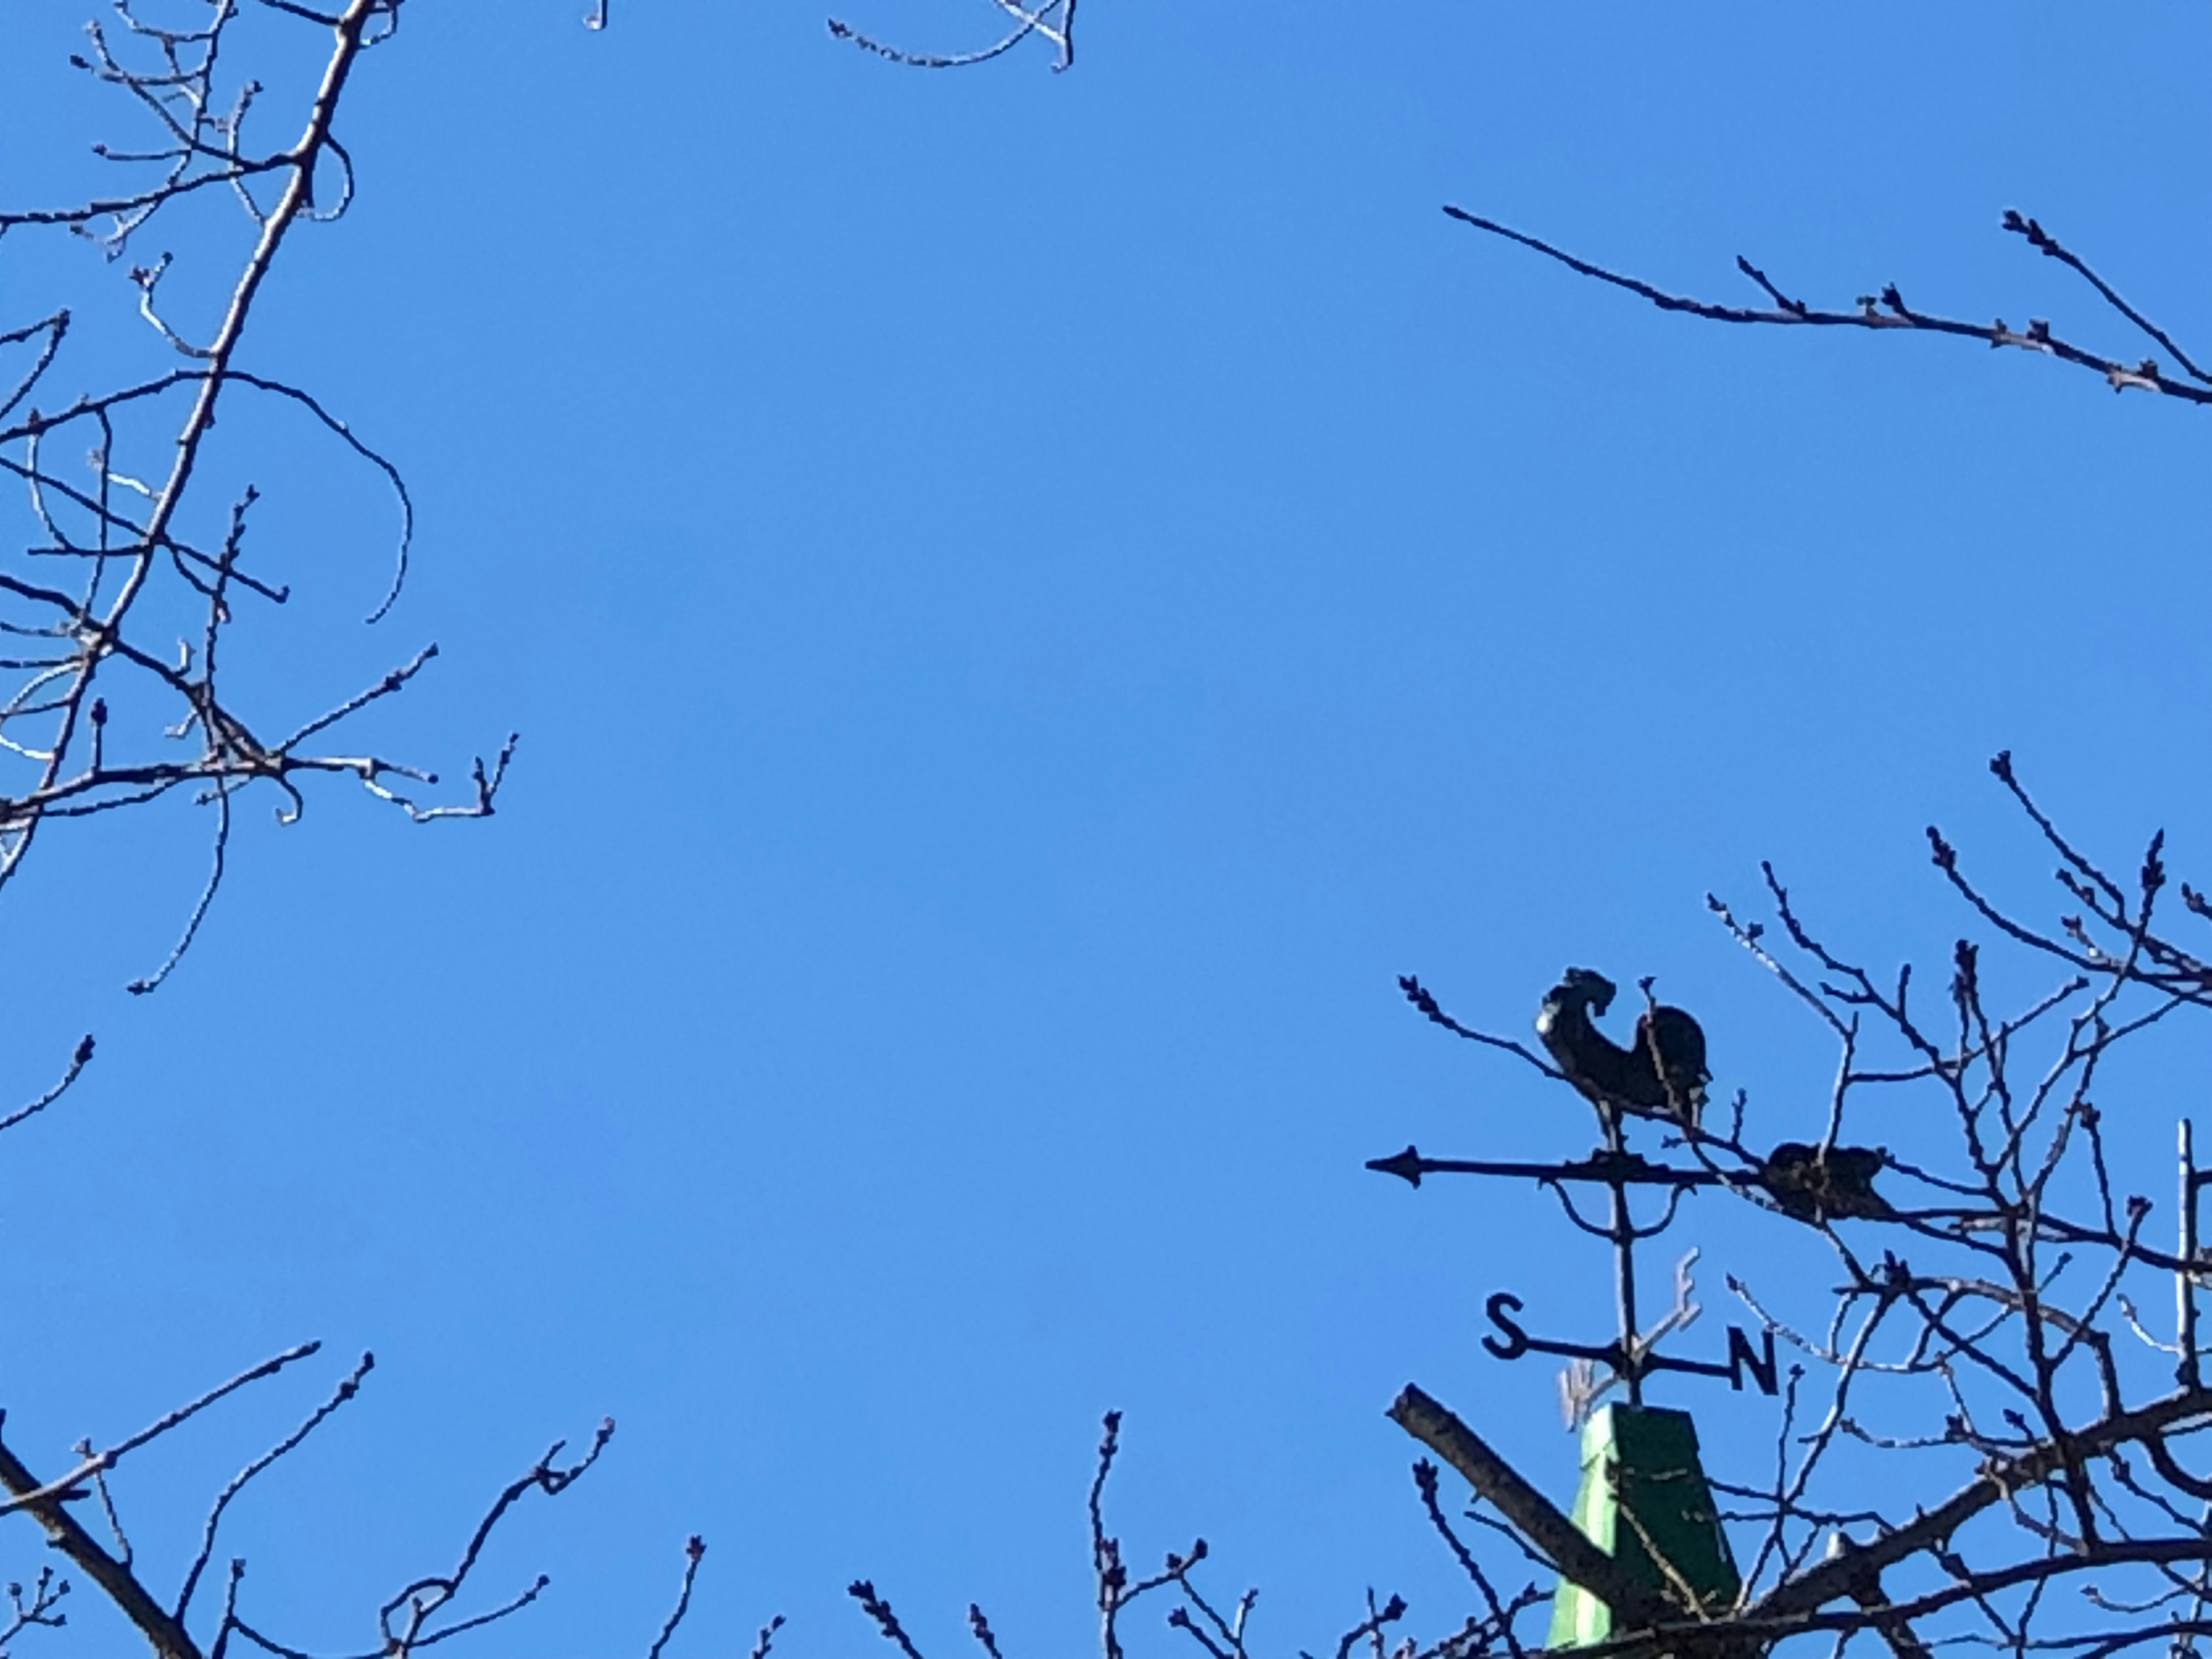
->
[1372, 966, 1902, 1646]
[1369, 966, 1787, 1642]
[1370, 966, 1795, 1427]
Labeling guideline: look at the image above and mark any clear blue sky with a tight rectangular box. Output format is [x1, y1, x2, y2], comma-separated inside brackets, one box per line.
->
[1, 5, 2206, 1656]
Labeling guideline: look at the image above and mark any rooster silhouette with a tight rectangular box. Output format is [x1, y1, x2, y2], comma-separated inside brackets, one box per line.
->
[1535, 967, 1709, 1130]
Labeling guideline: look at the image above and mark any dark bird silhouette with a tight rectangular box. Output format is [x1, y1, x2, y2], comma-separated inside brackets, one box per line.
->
[1760, 1142, 1893, 1222]
[1535, 967, 1709, 1128]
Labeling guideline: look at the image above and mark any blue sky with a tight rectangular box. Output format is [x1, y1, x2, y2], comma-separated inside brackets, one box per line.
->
[1, 4, 2207, 1656]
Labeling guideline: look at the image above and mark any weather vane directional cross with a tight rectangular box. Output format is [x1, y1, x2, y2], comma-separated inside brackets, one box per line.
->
[1372, 967, 1786, 1426]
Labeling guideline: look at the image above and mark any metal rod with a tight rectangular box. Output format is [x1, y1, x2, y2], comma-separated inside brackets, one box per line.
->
[1604, 1107, 1642, 1405]
[2182, 1119, 2200, 1389]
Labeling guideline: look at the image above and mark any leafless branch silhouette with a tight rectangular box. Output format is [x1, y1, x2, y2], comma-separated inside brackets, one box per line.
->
[0, 6, 748, 1656]
[824, 0, 1076, 72]
[1441, 207, 2209, 408]
[0, 0, 517, 1011]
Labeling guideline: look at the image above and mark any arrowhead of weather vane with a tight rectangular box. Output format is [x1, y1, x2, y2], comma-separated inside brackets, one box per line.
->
[1367, 1145, 1425, 1187]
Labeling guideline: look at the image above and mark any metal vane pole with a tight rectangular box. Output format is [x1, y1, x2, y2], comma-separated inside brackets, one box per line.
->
[2182, 1119, 2200, 1390]
[1603, 1104, 1642, 1407]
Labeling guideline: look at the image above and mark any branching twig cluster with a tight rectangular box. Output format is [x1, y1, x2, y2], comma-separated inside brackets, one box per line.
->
[0, 0, 517, 1010]
[1, 7, 743, 1657]
[0, 1341, 638, 1659]
[1442, 206, 2210, 407]
[849, 1410, 1542, 1659]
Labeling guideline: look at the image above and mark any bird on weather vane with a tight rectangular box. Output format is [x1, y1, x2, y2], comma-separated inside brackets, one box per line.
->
[1759, 1141, 1893, 1221]
[1536, 967, 1710, 1131]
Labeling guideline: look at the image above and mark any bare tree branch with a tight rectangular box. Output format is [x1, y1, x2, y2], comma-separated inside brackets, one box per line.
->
[1441, 207, 2211, 407]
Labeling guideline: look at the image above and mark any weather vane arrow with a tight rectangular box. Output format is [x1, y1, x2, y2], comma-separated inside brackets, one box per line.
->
[1364, 1143, 1728, 1191]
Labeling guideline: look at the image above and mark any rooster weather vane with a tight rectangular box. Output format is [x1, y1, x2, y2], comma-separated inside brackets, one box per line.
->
[1371, 967, 1891, 1427]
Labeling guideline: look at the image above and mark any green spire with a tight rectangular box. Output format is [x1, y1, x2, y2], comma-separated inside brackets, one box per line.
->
[1547, 1404, 1740, 1649]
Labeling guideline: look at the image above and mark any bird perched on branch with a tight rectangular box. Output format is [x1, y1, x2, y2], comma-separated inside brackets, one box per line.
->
[1535, 967, 1709, 1129]
[1760, 1142, 1893, 1222]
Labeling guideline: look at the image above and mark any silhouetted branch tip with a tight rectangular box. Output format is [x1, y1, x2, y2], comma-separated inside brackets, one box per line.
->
[1441, 204, 2211, 404]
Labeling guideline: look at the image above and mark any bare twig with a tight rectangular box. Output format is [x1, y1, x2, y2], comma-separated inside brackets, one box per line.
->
[851, 1580, 931, 1659]
[1441, 207, 2211, 406]
[644, 1536, 707, 1659]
